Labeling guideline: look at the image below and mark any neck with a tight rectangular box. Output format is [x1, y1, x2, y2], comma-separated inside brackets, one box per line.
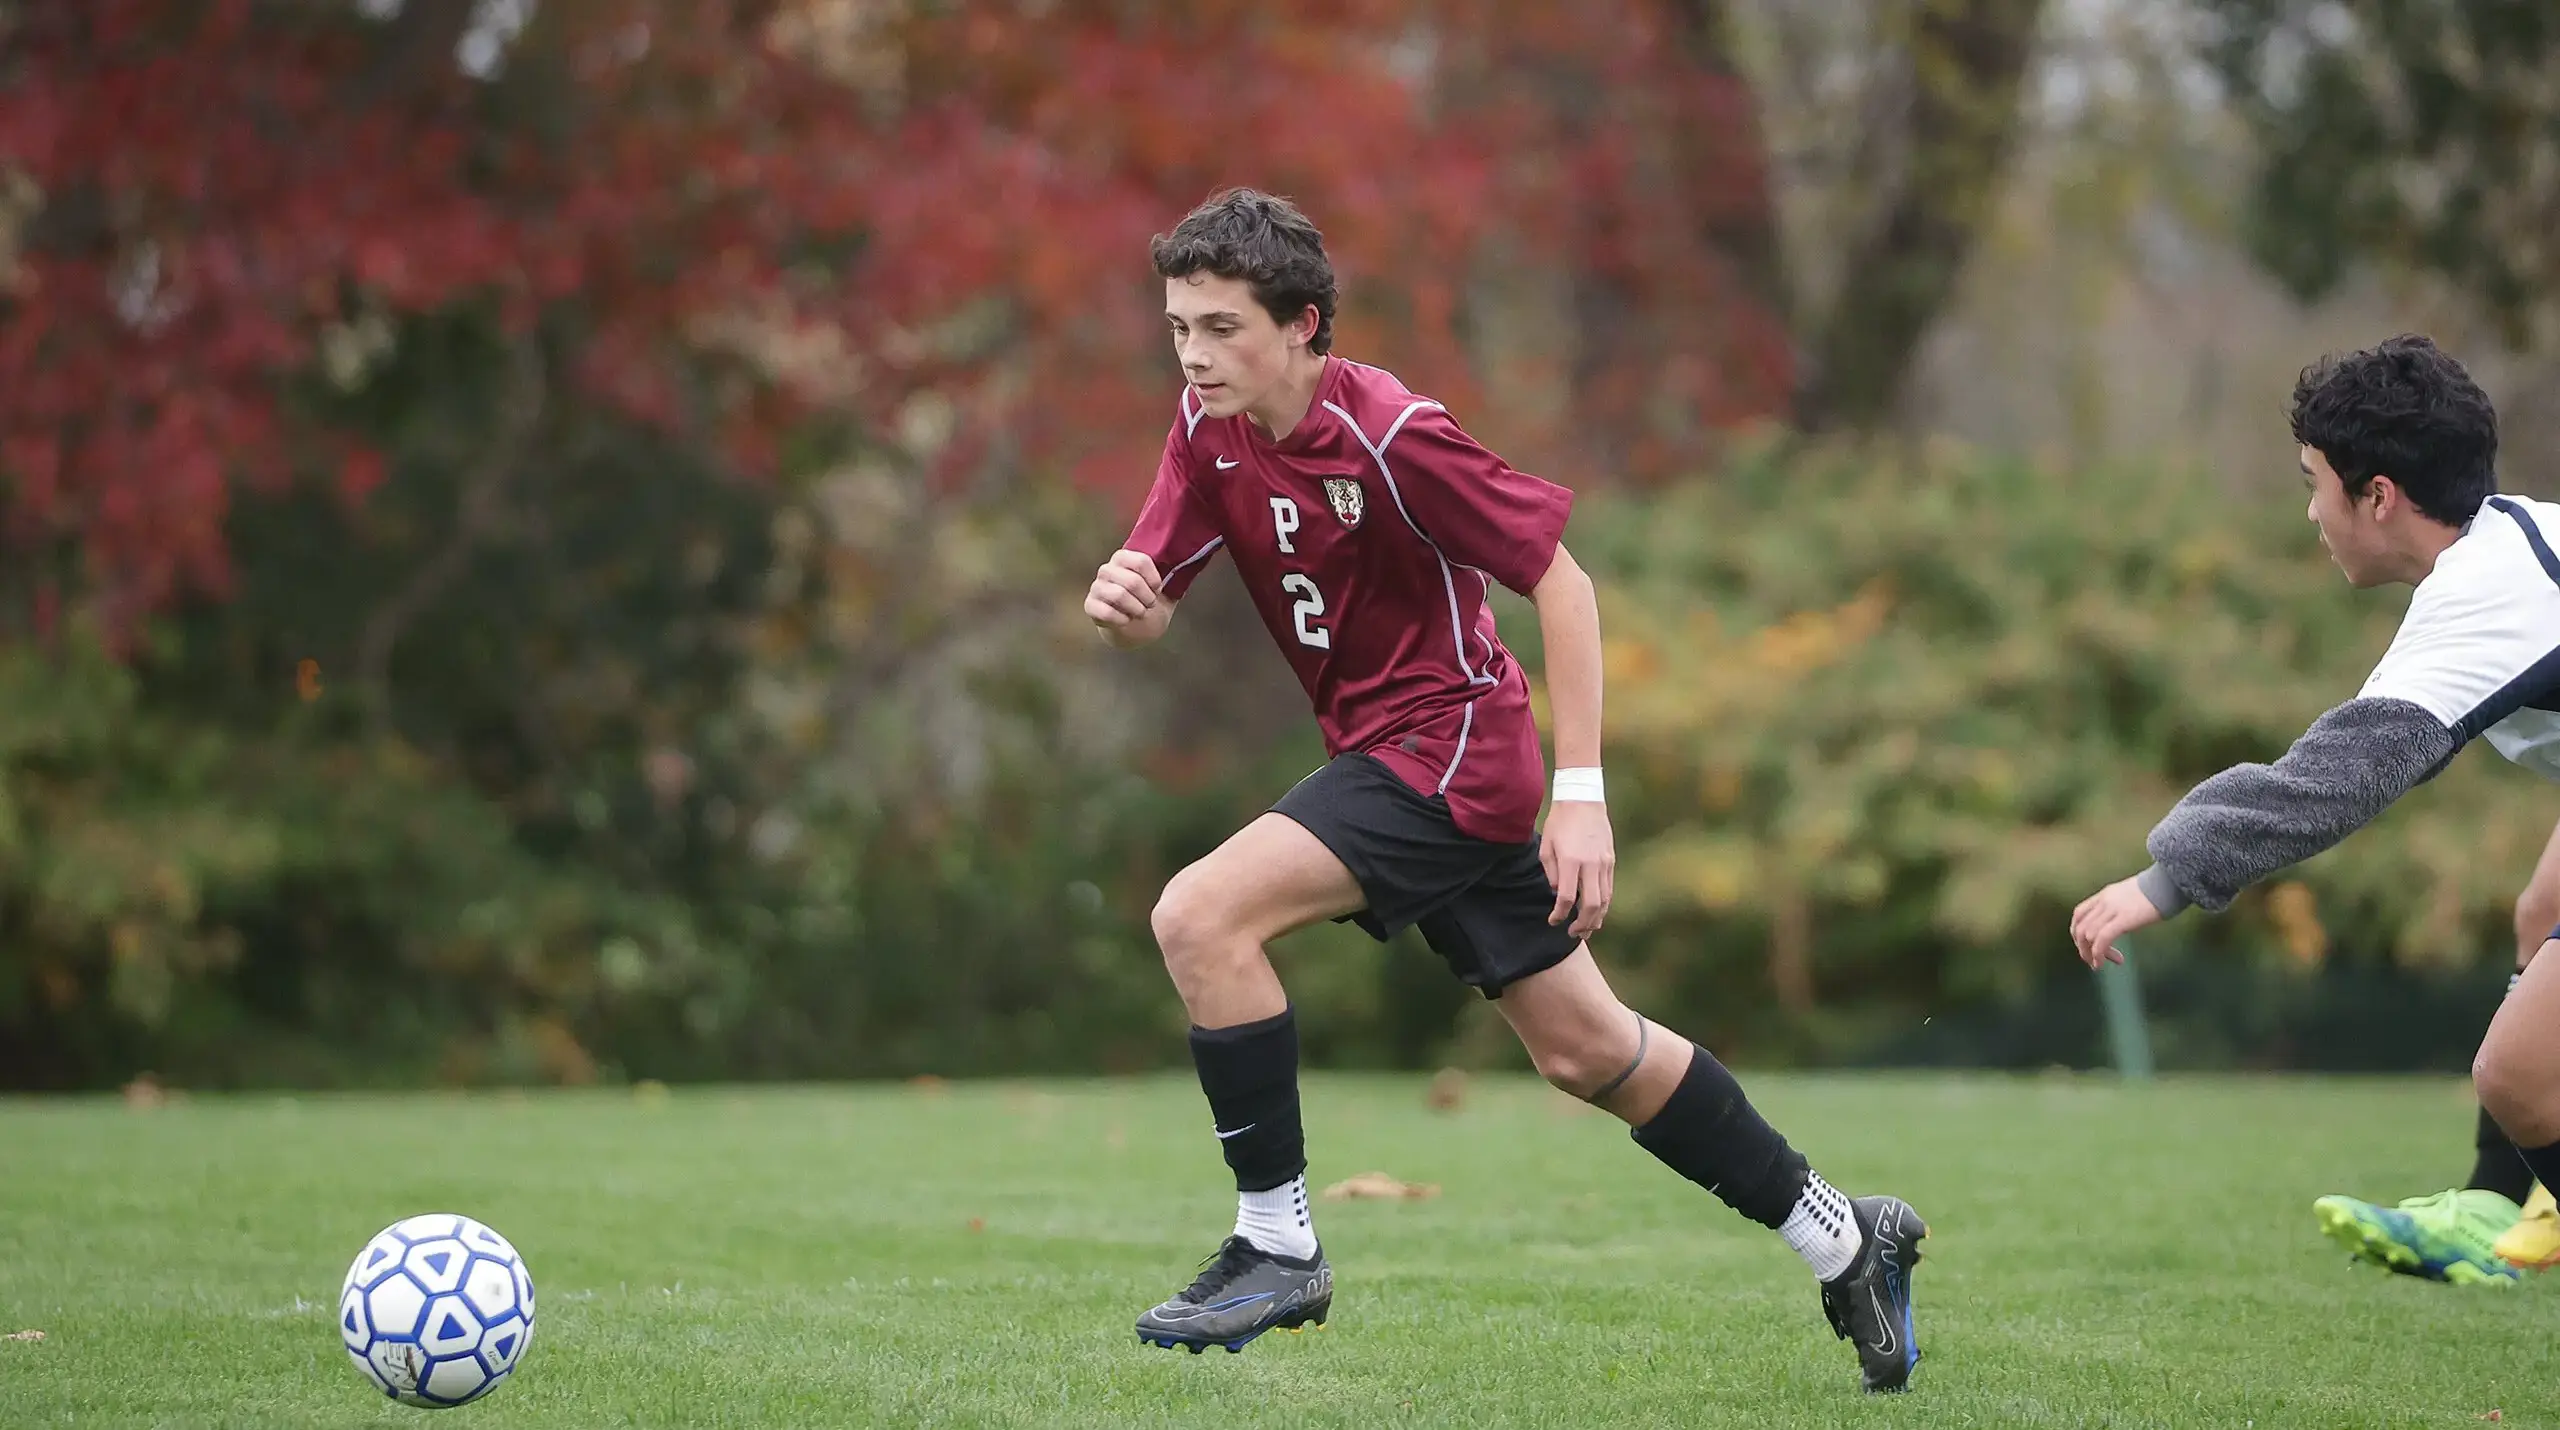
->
[2393, 516, 2468, 584]
[1246, 353, 1328, 442]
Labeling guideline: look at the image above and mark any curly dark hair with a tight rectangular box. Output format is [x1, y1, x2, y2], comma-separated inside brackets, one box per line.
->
[2289, 334, 2498, 525]
[1150, 188, 1337, 356]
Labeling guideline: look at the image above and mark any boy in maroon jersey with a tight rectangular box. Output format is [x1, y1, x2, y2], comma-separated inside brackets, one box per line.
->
[1084, 189, 1928, 1393]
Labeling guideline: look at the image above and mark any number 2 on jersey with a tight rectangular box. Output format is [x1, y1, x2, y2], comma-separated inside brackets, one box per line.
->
[1281, 573, 1330, 649]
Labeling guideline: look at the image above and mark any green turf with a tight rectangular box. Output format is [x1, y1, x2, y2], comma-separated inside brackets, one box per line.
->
[2, 1073, 2554, 1427]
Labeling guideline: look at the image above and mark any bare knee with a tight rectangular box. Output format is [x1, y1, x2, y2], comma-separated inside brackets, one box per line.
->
[1150, 868, 1228, 970]
[1522, 1025, 1630, 1098]
[1527, 1040, 1605, 1097]
[2475, 1042, 2559, 1145]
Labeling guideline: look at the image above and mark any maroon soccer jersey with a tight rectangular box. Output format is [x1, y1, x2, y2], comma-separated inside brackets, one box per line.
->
[1125, 357, 1573, 845]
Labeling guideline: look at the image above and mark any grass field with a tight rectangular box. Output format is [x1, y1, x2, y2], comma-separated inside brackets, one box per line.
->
[4, 1073, 2556, 1428]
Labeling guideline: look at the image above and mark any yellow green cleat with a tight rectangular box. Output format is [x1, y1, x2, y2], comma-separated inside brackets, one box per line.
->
[2313, 1188, 2523, 1285]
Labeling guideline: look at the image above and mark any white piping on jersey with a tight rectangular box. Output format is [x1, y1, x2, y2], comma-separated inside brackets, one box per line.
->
[1437, 699, 1476, 795]
[1321, 396, 1500, 688]
[1182, 387, 1207, 438]
[1165, 536, 1224, 580]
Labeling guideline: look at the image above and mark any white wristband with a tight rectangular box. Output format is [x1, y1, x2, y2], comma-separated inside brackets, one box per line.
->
[1551, 767, 1605, 803]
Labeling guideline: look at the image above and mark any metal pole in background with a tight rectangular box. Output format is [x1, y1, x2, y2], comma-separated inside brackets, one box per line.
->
[2096, 945, 2155, 1080]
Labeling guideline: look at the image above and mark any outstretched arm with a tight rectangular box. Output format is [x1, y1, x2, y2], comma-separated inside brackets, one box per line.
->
[2136, 698, 2459, 917]
[2070, 697, 2460, 965]
[1532, 544, 1611, 938]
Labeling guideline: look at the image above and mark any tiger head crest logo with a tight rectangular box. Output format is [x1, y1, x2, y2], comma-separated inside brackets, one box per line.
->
[1322, 477, 1364, 529]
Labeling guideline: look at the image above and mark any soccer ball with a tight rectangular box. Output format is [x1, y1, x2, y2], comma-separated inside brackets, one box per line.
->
[338, 1213, 535, 1408]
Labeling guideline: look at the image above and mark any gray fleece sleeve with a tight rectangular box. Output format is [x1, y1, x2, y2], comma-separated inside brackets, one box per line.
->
[2136, 697, 2461, 917]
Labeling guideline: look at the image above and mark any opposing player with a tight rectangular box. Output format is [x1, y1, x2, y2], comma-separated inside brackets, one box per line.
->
[2310, 823, 2558, 1284]
[1086, 188, 1927, 1393]
[2068, 335, 2560, 1264]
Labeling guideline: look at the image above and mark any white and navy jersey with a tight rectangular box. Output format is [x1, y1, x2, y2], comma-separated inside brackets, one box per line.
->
[2360, 496, 2560, 777]
[2139, 494, 2560, 917]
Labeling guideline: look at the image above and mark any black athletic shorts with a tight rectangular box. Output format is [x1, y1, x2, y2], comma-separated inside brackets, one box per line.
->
[1272, 752, 1581, 999]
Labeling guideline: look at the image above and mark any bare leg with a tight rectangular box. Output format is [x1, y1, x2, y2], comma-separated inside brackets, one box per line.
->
[1492, 945, 1690, 1125]
[2477, 936, 2560, 1148]
[1150, 812, 1363, 1027]
[1491, 938, 1930, 1395]
[2513, 818, 2560, 972]
[1142, 811, 1364, 1285]
[1495, 943, 1841, 1253]
[2457, 820, 2560, 1200]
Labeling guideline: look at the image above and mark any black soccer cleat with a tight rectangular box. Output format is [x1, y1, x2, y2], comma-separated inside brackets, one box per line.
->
[1818, 1194, 1928, 1393]
[1135, 1235, 1332, 1353]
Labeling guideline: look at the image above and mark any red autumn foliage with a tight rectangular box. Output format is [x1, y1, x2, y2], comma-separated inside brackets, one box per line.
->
[0, 0, 1787, 639]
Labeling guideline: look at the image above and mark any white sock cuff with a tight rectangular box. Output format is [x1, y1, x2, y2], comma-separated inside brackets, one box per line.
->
[1779, 1172, 1861, 1281]
[1235, 1176, 1318, 1260]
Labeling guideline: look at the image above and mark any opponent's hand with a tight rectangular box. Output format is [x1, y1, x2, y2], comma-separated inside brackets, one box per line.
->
[2069, 876, 2162, 968]
[1084, 550, 1163, 629]
[1541, 800, 1615, 940]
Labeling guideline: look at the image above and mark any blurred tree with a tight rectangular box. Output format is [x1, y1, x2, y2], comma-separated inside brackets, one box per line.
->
[0, 0, 1829, 638]
[0, 0, 2074, 1087]
[1719, 0, 2054, 433]
[2207, 0, 2560, 350]
[0, 3, 785, 638]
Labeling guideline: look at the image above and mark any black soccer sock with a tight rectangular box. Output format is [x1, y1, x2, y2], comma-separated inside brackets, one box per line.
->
[2512, 1135, 2560, 1207]
[1630, 1043, 1810, 1229]
[1190, 1007, 1307, 1193]
[2469, 1105, 2535, 1203]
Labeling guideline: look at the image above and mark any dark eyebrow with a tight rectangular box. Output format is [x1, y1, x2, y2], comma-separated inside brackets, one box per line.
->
[1167, 310, 1246, 324]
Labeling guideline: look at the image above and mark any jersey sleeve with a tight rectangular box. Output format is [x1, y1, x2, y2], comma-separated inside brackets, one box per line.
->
[1125, 419, 1227, 602]
[2136, 695, 2462, 916]
[1380, 406, 1573, 595]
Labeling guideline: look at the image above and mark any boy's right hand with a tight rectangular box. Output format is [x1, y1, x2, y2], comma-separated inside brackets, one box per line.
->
[1085, 549, 1165, 631]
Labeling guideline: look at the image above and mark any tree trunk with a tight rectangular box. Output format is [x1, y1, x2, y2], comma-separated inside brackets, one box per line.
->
[1795, 0, 2049, 433]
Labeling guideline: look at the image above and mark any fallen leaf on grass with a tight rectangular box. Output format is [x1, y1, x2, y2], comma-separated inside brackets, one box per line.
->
[1321, 1172, 1440, 1202]
[2478, 1412, 2502, 1423]
[4, 1330, 44, 1343]
[1424, 1068, 1468, 1112]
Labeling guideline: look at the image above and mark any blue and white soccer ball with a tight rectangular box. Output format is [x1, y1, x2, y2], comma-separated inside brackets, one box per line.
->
[338, 1213, 535, 1408]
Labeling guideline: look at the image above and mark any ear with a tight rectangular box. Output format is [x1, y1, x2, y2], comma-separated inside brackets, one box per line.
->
[2364, 472, 2403, 518]
[1286, 304, 1320, 349]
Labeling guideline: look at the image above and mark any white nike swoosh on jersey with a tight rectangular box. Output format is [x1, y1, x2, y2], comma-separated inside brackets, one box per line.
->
[1214, 1123, 1256, 1139]
[1215, 456, 1240, 469]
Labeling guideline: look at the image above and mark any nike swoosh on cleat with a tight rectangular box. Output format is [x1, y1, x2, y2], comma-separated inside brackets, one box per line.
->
[1202, 1292, 1275, 1313]
[1866, 1215, 1904, 1357]
[1148, 1303, 1227, 1324]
